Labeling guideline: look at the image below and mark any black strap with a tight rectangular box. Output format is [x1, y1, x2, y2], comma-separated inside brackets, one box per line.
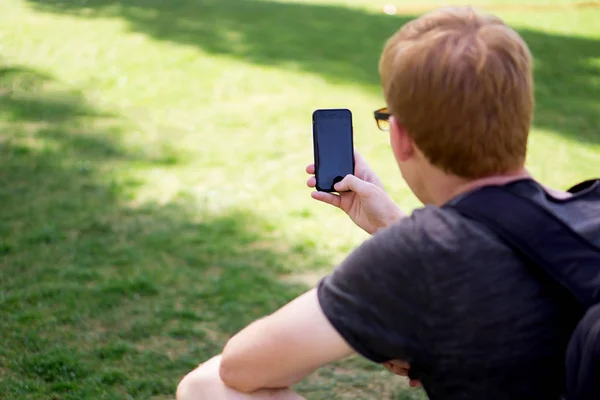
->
[446, 183, 600, 399]
[447, 186, 600, 307]
[568, 179, 600, 194]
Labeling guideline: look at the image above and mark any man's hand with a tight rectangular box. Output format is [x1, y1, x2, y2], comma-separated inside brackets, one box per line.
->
[306, 150, 405, 234]
[382, 360, 422, 388]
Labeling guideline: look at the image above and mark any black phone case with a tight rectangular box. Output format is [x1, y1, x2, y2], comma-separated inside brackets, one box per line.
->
[312, 109, 355, 193]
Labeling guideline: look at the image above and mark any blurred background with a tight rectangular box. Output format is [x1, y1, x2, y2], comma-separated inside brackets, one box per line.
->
[0, 0, 598, 399]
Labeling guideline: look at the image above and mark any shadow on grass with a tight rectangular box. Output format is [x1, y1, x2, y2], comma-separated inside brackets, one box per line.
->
[0, 66, 106, 122]
[24, 0, 600, 145]
[0, 65, 361, 399]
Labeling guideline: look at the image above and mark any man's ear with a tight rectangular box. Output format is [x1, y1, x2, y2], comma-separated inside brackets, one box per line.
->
[389, 116, 414, 162]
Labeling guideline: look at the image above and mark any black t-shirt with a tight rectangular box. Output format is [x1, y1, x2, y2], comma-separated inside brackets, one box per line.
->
[318, 180, 599, 400]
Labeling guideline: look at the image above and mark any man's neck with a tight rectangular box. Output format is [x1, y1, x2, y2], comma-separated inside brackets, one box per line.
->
[428, 168, 532, 206]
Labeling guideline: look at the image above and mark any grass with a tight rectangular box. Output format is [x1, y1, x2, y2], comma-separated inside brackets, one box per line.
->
[0, 0, 599, 399]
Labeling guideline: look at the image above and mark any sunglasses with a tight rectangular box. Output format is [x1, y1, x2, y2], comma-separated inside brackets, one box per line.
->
[373, 107, 391, 131]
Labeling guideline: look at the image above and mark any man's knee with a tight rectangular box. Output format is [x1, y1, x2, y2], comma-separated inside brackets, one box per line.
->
[176, 356, 222, 400]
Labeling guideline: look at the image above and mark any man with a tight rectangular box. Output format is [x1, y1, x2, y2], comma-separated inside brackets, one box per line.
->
[177, 6, 597, 399]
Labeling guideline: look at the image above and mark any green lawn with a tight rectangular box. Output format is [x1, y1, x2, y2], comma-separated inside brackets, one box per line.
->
[0, 0, 598, 399]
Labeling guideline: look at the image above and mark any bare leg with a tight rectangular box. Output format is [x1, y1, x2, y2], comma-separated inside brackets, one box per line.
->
[177, 355, 306, 400]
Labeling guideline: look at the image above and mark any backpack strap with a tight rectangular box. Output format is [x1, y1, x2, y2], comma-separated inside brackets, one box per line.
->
[446, 184, 600, 307]
[445, 181, 600, 400]
[567, 179, 600, 194]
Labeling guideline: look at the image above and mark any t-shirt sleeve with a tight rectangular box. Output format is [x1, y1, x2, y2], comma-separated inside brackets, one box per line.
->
[317, 213, 433, 365]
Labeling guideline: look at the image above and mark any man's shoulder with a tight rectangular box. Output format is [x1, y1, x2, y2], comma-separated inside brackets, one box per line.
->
[381, 205, 490, 246]
[371, 204, 514, 272]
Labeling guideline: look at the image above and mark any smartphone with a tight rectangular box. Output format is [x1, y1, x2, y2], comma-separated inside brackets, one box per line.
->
[312, 108, 355, 192]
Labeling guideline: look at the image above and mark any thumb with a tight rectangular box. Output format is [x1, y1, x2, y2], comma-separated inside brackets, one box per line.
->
[334, 174, 372, 194]
[409, 380, 422, 388]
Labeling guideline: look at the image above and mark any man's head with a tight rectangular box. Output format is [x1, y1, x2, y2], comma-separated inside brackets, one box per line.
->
[379, 6, 533, 203]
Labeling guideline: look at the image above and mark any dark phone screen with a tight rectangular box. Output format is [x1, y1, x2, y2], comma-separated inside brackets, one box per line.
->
[314, 110, 354, 191]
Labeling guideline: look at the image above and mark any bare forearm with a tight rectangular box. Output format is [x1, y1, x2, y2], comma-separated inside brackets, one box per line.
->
[368, 202, 406, 235]
[220, 320, 311, 392]
[220, 316, 336, 392]
[380, 205, 406, 231]
[217, 290, 354, 393]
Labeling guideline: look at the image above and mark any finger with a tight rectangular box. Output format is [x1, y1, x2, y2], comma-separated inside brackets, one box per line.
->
[392, 366, 409, 376]
[409, 380, 422, 388]
[334, 174, 372, 194]
[382, 362, 394, 372]
[311, 191, 341, 208]
[306, 164, 315, 174]
[306, 176, 316, 188]
[389, 360, 410, 369]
